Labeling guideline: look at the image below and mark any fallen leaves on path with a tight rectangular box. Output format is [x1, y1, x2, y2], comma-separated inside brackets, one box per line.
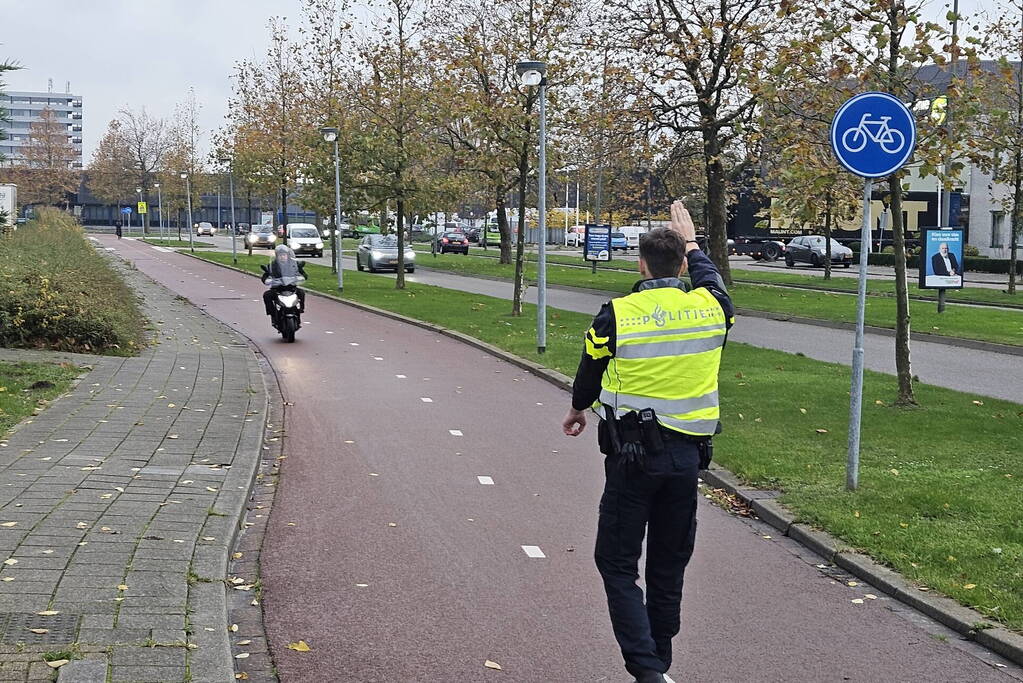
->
[484, 660, 503, 670]
[287, 641, 312, 652]
[45, 660, 69, 669]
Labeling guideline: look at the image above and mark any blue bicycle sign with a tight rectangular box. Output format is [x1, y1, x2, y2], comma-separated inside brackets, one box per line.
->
[831, 92, 916, 178]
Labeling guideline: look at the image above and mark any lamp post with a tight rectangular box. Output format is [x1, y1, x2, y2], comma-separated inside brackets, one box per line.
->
[219, 157, 238, 264]
[135, 187, 142, 237]
[180, 173, 194, 253]
[154, 183, 163, 241]
[320, 126, 343, 291]
[517, 60, 548, 354]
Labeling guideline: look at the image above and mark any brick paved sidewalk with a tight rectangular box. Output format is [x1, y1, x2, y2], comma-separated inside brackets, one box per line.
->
[0, 256, 267, 682]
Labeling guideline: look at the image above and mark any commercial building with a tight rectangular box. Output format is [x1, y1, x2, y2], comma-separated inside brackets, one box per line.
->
[0, 89, 83, 168]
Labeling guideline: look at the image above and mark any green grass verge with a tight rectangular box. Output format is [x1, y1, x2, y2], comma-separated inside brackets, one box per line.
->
[0, 209, 146, 355]
[402, 252, 1023, 347]
[0, 361, 80, 436]
[192, 249, 1023, 631]
[141, 239, 215, 248]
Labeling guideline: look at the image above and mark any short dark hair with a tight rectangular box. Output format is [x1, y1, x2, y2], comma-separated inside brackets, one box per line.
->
[639, 228, 686, 278]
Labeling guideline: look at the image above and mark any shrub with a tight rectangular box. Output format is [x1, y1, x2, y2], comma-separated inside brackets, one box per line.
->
[0, 208, 145, 354]
[964, 244, 981, 257]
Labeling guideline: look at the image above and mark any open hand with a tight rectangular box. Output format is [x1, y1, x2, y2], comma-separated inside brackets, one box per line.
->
[669, 200, 697, 244]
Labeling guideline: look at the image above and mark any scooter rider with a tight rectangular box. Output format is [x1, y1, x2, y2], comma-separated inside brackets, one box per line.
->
[262, 244, 307, 323]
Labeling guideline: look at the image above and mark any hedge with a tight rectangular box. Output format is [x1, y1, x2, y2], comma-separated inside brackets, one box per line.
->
[0, 209, 146, 354]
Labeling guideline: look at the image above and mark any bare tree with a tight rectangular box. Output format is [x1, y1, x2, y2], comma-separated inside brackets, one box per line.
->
[18, 108, 79, 207]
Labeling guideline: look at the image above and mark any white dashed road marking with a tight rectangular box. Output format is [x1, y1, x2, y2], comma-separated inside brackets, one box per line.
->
[449, 430, 463, 437]
[521, 546, 546, 559]
[395, 375, 406, 379]
[420, 397, 433, 403]
[477, 476, 494, 485]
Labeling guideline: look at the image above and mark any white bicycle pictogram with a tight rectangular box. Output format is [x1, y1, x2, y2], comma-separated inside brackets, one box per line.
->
[841, 113, 906, 154]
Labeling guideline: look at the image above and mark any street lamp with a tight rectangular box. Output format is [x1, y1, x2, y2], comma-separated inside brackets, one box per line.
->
[135, 187, 142, 237]
[219, 156, 238, 264]
[517, 59, 548, 354]
[320, 126, 343, 291]
[180, 172, 194, 253]
[154, 183, 163, 241]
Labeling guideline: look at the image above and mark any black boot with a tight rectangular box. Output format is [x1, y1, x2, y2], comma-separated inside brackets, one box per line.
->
[634, 671, 665, 683]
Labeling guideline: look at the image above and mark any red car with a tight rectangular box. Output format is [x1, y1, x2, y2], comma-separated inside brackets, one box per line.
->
[437, 231, 470, 254]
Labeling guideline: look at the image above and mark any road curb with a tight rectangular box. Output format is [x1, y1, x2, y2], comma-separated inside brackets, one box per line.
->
[184, 252, 1023, 668]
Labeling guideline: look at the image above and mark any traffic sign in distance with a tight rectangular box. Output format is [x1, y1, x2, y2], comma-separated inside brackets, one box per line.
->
[137, 201, 148, 214]
[120, 207, 132, 215]
[831, 92, 916, 178]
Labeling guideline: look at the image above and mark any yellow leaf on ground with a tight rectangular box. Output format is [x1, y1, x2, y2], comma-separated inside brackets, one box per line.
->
[899, 523, 909, 528]
[229, 624, 239, 632]
[963, 583, 977, 590]
[45, 660, 69, 669]
[815, 428, 828, 434]
[3, 559, 16, 566]
[799, 408, 807, 414]
[236, 639, 252, 646]
[235, 674, 249, 680]
[36, 610, 59, 616]
[484, 660, 503, 670]
[1, 577, 13, 582]
[850, 599, 864, 604]
[0, 522, 16, 527]
[28, 628, 48, 634]
[853, 511, 860, 518]
[117, 584, 128, 591]
[235, 653, 249, 659]
[288, 640, 312, 652]
[864, 594, 878, 600]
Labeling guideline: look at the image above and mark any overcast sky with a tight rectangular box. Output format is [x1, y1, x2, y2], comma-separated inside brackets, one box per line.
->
[2, 0, 1008, 163]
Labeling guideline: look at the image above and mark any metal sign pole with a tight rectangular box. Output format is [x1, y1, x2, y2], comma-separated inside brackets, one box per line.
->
[846, 178, 872, 491]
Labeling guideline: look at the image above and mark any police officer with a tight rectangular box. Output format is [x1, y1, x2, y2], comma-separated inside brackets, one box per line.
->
[562, 201, 734, 683]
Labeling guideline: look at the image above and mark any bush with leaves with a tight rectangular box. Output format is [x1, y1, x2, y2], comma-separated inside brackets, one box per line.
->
[0, 209, 145, 354]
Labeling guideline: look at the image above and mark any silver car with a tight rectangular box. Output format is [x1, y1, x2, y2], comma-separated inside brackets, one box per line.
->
[245, 225, 277, 250]
[785, 235, 854, 268]
[356, 234, 416, 273]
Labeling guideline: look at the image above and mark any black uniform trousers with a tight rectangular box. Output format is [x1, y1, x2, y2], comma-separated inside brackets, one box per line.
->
[594, 425, 701, 676]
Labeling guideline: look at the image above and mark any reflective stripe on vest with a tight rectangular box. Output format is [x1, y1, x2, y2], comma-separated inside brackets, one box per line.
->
[600, 285, 726, 436]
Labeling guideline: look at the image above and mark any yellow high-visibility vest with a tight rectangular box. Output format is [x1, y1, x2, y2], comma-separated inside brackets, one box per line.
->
[595, 285, 727, 436]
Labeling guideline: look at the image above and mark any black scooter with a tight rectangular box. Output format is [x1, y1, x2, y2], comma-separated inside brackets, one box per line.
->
[260, 265, 303, 343]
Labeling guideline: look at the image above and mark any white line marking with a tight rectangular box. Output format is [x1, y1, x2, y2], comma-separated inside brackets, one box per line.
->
[349, 342, 359, 346]
[395, 374, 406, 379]
[373, 357, 383, 361]
[420, 397, 433, 403]
[521, 545, 546, 558]
[152, 246, 172, 253]
[325, 331, 334, 334]
[477, 476, 494, 485]
[449, 430, 463, 437]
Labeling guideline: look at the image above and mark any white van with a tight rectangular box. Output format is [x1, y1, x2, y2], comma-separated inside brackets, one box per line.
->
[617, 225, 648, 250]
[285, 223, 325, 257]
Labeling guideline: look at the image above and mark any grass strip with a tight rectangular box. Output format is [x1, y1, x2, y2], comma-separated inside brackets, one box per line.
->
[0, 361, 80, 436]
[402, 251, 1023, 347]
[141, 239, 215, 248]
[194, 248, 1023, 632]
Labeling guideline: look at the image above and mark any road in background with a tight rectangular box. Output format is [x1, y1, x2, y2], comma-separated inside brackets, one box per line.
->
[97, 235, 1020, 682]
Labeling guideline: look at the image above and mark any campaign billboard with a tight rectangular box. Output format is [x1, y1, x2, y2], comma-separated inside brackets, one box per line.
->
[919, 228, 965, 290]
[584, 224, 611, 262]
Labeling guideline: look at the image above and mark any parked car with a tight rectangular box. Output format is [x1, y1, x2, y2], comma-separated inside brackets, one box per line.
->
[617, 225, 648, 250]
[196, 221, 216, 236]
[356, 233, 416, 273]
[284, 223, 325, 257]
[465, 227, 481, 242]
[245, 225, 277, 250]
[610, 231, 628, 252]
[566, 225, 586, 247]
[785, 235, 853, 268]
[437, 231, 470, 254]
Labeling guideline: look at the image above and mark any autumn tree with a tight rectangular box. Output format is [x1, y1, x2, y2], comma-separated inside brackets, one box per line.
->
[970, 1, 1023, 293]
[161, 90, 207, 239]
[19, 108, 80, 208]
[609, 0, 785, 285]
[817, 0, 979, 405]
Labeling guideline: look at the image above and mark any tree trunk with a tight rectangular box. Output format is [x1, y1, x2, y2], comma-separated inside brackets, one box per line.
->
[888, 175, 917, 405]
[702, 131, 732, 285]
[824, 190, 833, 281]
[1008, 147, 1022, 294]
[280, 185, 289, 228]
[380, 205, 388, 235]
[512, 133, 531, 316]
[396, 197, 406, 290]
[496, 184, 511, 264]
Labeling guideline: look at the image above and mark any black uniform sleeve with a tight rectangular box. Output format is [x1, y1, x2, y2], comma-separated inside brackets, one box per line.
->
[687, 248, 735, 330]
[571, 302, 616, 411]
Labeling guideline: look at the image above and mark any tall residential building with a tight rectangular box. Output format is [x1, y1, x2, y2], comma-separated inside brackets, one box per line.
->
[0, 89, 83, 168]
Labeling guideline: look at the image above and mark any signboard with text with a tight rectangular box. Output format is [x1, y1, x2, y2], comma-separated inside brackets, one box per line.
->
[137, 201, 148, 214]
[584, 224, 611, 262]
[919, 228, 965, 290]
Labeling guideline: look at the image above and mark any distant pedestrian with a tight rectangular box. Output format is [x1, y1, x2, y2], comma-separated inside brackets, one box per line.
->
[562, 201, 734, 683]
[115, 220, 123, 240]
